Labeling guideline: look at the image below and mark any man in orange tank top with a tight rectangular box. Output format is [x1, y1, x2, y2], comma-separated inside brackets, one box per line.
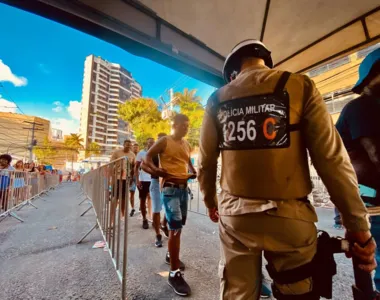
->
[144, 114, 196, 297]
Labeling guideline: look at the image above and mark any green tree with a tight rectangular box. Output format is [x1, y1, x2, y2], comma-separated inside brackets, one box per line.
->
[85, 142, 101, 158]
[33, 137, 57, 165]
[118, 98, 170, 145]
[173, 88, 205, 148]
[63, 134, 84, 170]
[64, 133, 84, 153]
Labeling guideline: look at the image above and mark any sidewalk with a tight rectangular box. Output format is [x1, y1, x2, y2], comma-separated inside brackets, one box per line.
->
[0, 183, 357, 299]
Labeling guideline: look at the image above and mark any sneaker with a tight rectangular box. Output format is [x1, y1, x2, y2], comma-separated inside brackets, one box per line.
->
[129, 209, 135, 217]
[168, 271, 191, 297]
[260, 283, 271, 298]
[165, 252, 185, 271]
[142, 220, 149, 229]
[155, 235, 163, 248]
[161, 225, 169, 238]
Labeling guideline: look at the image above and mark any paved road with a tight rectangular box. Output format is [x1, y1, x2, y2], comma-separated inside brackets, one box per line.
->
[0, 183, 120, 300]
[0, 183, 360, 299]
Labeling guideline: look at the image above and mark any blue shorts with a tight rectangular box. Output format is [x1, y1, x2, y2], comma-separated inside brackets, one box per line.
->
[161, 186, 188, 230]
[150, 178, 162, 213]
[129, 177, 136, 192]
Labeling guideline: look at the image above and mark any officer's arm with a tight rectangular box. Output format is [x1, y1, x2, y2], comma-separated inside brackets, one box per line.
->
[198, 93, 220, 209]
[302, 76, 369, 232]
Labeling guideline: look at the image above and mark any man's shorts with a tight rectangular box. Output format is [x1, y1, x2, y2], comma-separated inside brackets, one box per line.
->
[161, 185, 188, 230]
[129, 176, 136, 192]
[116, 179, 127, 201]
[138, 181, 150, 200]
[150, 178, 162, 213]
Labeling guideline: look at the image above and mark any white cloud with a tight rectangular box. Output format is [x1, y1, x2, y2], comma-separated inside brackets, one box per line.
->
[52, 101, 63, 113]
[67, 101, 81, 120]
[49, 118, 80, 136]
[0, 95, 17, 113]
[52, 106, 63, 112]
[0, 60, 28, 87]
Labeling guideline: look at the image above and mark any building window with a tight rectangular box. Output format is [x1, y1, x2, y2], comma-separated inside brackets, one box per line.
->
[119, 90, 131, 101]
[357, 43, 380, 59]
[308, 56, 350, 78]
[327, 56, 350, 70]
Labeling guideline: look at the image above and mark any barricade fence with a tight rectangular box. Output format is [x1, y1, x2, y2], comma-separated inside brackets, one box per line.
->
[78, 157, 130, 300]
[0, 170, 60, 222]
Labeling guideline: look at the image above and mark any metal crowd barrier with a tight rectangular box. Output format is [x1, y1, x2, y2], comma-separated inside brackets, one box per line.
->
[77, 157, 130, 300]
[187, 162, 221, 216]
[0, 171, 60, 223]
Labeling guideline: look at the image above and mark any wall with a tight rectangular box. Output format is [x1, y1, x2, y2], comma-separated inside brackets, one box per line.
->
[0, 112, 50, 162]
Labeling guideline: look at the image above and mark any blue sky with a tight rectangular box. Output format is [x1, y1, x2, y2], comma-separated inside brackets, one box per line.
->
[0, 3, 215, 135]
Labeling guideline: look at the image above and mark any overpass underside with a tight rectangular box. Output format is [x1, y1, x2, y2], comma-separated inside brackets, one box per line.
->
[1, 0, 379, 87]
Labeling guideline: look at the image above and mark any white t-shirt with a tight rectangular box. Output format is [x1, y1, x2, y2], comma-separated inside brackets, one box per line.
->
[136, 150, 151, 182]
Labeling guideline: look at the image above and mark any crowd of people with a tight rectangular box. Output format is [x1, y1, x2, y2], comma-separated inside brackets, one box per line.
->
[0, 153, 72, 214]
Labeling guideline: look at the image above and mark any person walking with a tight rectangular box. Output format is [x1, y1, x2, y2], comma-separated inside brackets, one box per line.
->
[144, 114, 196, 297]
[141, 133, 169, 246]
[335, 47, 380, 293]
[110, 139, 135, 221]
[198, 39, 377, 299]
[135, 138, 155, 229]
[129, 143, 139, 216]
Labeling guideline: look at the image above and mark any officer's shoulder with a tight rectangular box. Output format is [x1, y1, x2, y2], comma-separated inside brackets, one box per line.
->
[205, 88, 222, 109]
[288, 72, 314, 87]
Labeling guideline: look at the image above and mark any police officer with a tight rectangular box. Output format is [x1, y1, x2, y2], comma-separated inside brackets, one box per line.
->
[336, 48, 380, 293]
[198, 39, 377, 299]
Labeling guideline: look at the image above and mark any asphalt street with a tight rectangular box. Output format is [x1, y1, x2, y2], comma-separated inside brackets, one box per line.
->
[0, 183, 360, 299]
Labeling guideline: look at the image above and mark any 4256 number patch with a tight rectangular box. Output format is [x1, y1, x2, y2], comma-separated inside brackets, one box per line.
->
[216, 93, 290, 150]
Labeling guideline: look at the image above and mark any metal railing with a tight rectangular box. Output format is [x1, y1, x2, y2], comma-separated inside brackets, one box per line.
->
[77, 157, 130, 300]
[0, 170, 60, 222]
[188, 163, 221, 216]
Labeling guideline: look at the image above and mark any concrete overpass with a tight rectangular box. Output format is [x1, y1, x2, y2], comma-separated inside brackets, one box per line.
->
[1, 0, 379, 87]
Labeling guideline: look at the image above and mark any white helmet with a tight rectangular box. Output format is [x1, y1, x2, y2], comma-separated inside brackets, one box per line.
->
[223, 39, 273, 83]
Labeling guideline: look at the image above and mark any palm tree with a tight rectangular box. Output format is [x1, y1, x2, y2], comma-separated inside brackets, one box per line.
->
[64, 134, 84, 170]
[64, 133, 84, 153]
[173, 88, 202, 106]
[173, 88, 204, 148]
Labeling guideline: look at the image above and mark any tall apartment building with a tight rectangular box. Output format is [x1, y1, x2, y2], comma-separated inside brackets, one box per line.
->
[80, 55, 142, 156]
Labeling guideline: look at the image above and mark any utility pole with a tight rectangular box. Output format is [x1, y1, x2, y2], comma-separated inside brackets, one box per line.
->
[23, 121, 44, 162]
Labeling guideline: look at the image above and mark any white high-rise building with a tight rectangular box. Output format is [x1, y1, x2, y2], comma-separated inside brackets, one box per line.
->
[80, 55, 142, 156]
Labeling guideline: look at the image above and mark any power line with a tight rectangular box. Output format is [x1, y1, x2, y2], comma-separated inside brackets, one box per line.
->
[0, 83, 25, 114]
[0, 124, 32, 137]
